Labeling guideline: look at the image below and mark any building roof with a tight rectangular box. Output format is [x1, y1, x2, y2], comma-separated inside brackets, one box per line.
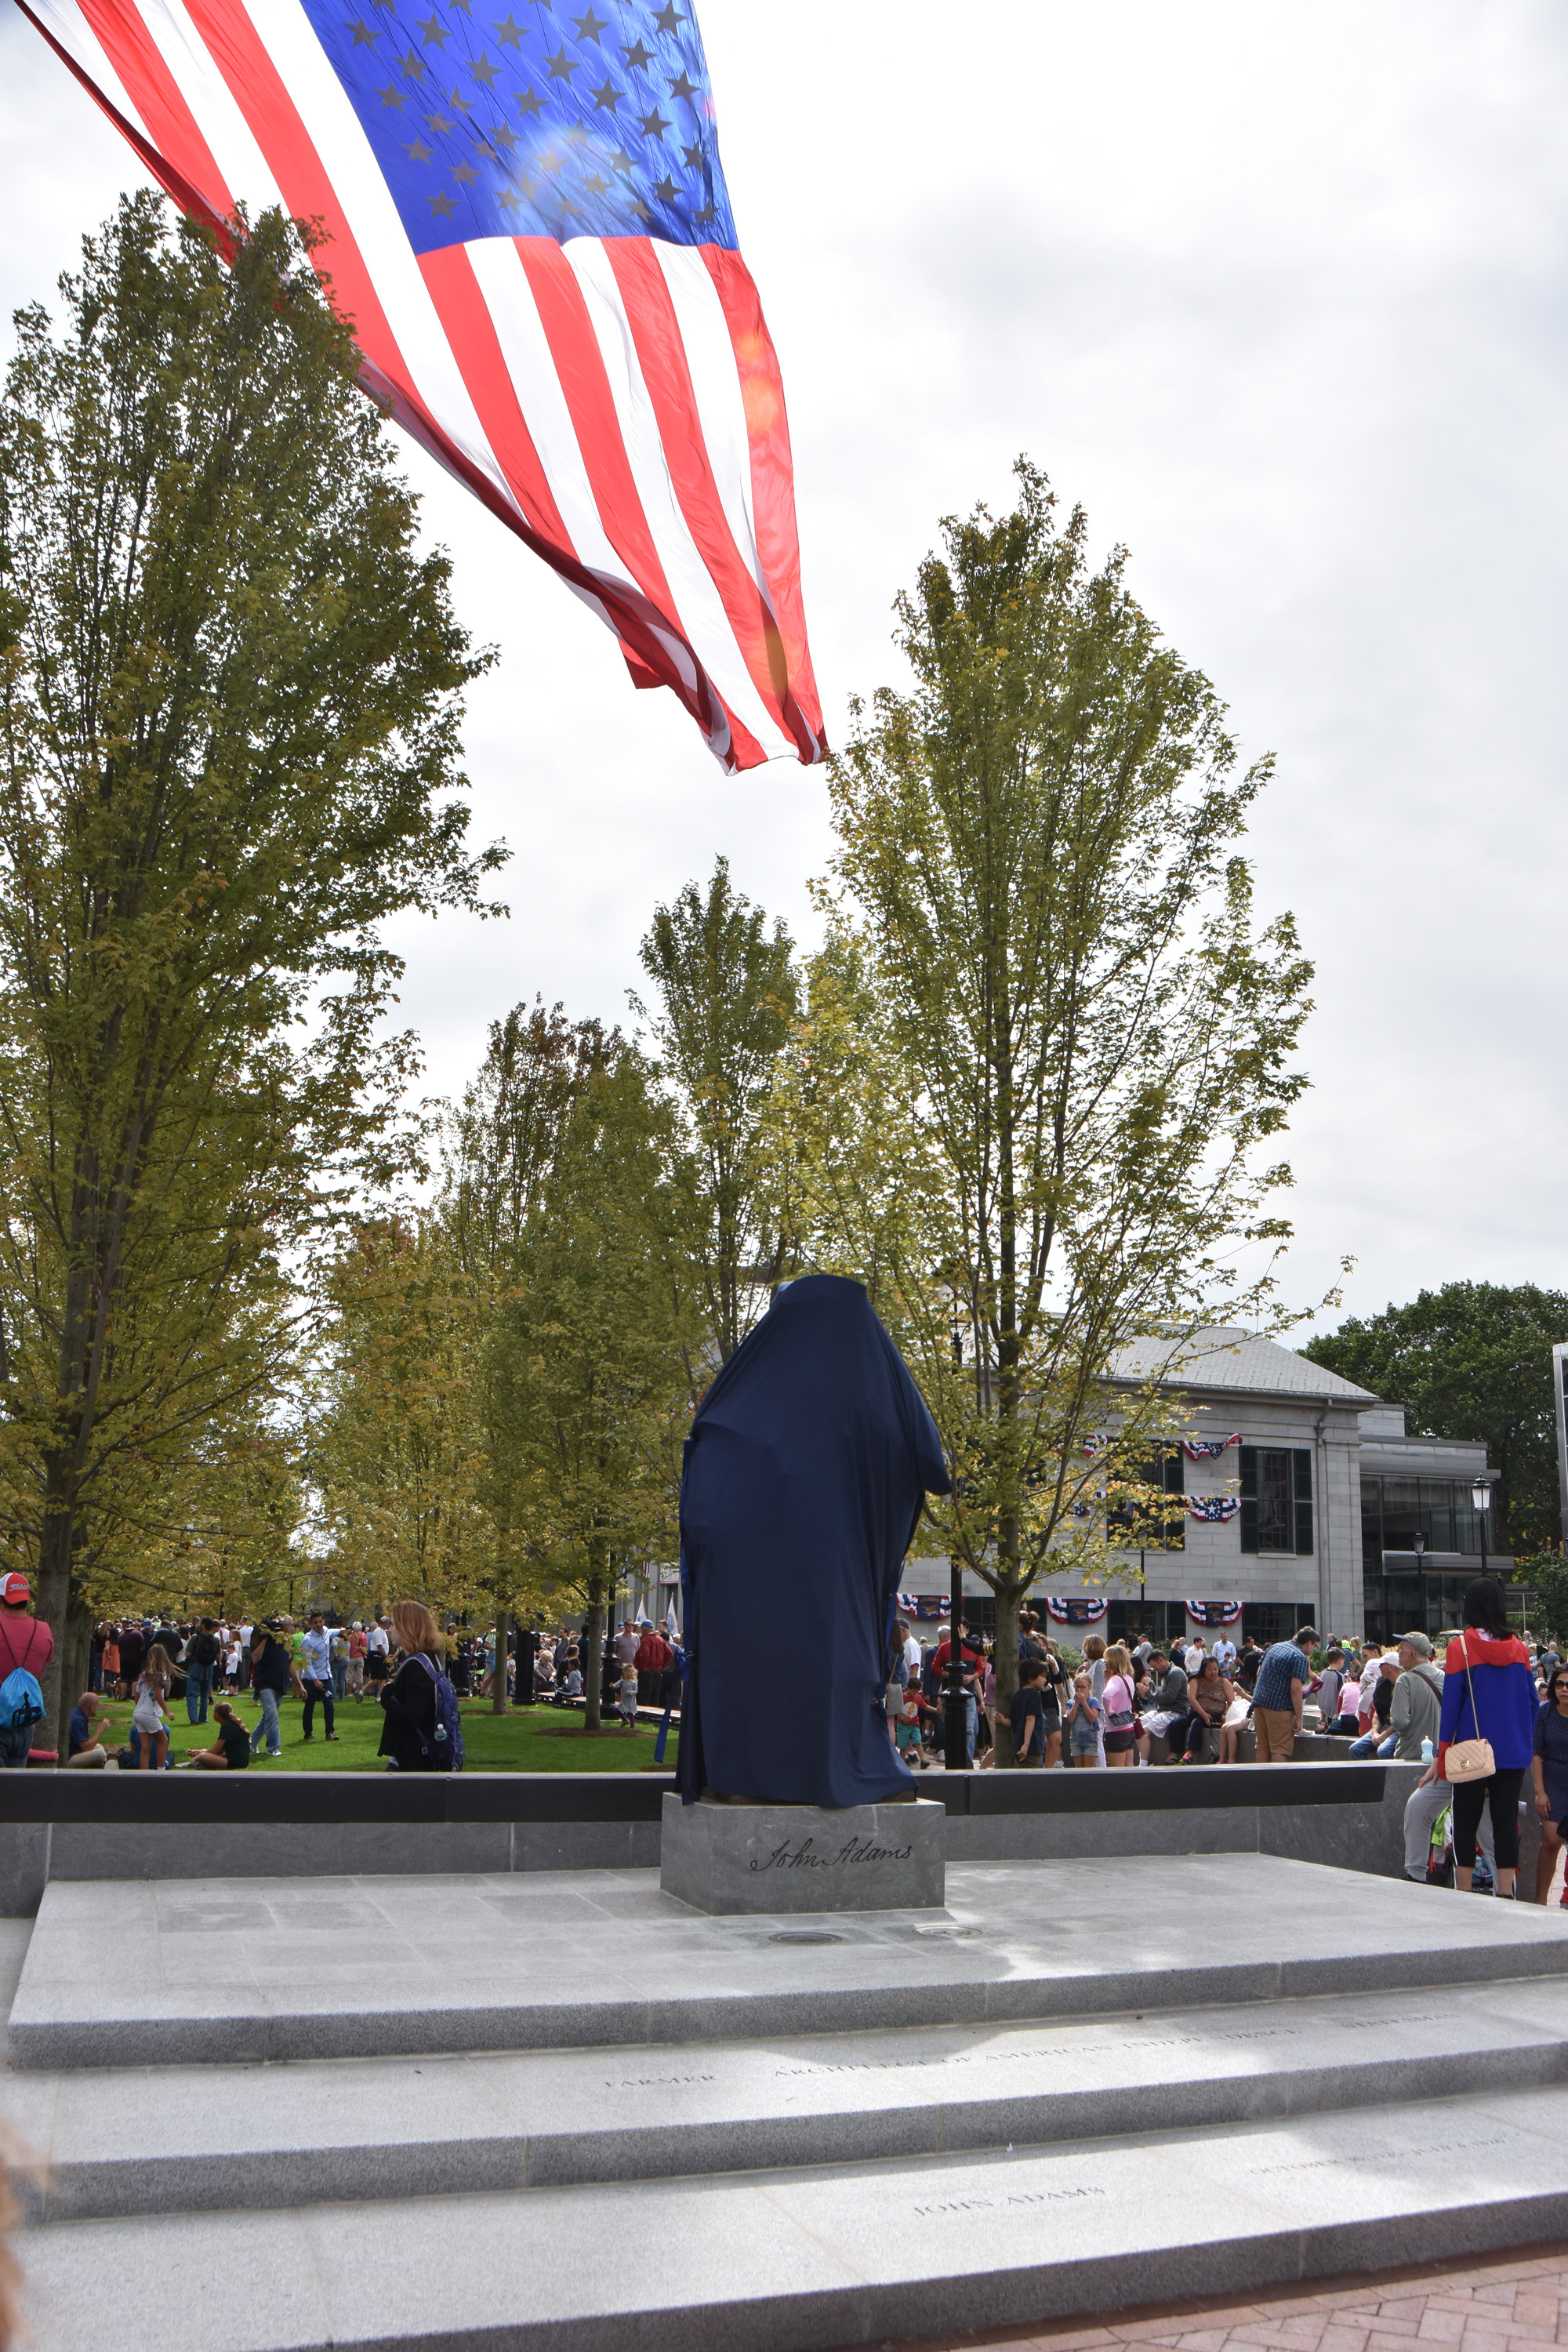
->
[1109, 1327, 1380, 1406]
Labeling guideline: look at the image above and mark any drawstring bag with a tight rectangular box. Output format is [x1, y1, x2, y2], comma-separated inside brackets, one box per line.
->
[1443, 1635, 1496, 1784]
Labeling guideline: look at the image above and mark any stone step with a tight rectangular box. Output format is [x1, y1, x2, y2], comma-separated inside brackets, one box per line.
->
[9, 1975, 1568, 2223]
[13, 1853, 1568, 2070]
[20, 2082, 1568, 2352]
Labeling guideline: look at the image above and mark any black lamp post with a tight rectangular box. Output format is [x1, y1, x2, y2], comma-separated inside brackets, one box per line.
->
[1410, 1529, 1426, 1641]
[942, 1565, 971, 1770]
[1472, 1479, 1491, 1581]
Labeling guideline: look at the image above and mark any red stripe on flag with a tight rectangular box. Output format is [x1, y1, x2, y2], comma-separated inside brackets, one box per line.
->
[604, 241, 793, 745]
[513, 238, 768, 771]
[72, 0, 234, 216]
[418, 245, 575, 554]
[12, 0, 232, 236]
[178, 0, 408, 387]
[701, 247, 824, 757]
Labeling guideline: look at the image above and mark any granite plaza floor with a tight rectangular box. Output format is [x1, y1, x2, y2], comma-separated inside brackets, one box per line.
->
[7, 1854, 1568, 2352]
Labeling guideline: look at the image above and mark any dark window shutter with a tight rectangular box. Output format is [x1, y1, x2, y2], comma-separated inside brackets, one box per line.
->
[1294, 1448, 1314, 1556]
[1163, 1450, 1185, 1496]
[1240, 1445, 1258, 1555]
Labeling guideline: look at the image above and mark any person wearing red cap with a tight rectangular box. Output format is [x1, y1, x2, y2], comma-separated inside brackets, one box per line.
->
[0, 1575, 53, 1769]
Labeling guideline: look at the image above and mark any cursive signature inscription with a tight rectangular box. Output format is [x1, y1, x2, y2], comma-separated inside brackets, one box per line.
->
[749, 1835, 915, 1873]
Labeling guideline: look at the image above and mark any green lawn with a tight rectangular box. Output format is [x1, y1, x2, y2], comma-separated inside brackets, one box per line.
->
[92, 1688, 677, 1773]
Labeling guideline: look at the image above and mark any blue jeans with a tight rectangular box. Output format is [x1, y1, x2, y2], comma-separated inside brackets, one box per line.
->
[250, 1687, 281, 1757]
[302, 1678, 334, 1738]
[0, 1722, 32, 1769]
[1349, 1730, 1397, 1758]
[331, 1659, 347, 1700]
[186, 1666, 214, 1724]
[963, 1690, 978, 1763]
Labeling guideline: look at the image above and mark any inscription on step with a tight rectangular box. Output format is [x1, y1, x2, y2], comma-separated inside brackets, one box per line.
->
[913, 2187, 1105, 2216]
[749, 1835, 915, 1874]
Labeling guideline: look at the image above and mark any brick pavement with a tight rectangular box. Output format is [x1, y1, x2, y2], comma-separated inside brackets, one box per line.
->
[865, 2241, 1568, 2352]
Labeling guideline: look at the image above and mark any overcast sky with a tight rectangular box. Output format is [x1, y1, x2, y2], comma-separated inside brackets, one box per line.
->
[2, 0, 1565, 1338]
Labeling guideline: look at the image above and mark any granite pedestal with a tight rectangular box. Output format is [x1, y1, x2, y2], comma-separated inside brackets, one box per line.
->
[659, 1792, 945, 1913]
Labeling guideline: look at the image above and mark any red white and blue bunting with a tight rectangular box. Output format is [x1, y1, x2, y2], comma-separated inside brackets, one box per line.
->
[1186, 1494, 1241, 1523]
[1185, 1599, 1244, 1626]
[1181, 1434, 1241, 1461]
[1044, 1595, 1109, 1625]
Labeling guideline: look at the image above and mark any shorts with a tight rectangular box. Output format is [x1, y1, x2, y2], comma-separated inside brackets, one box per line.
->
[1069, 1733, 1098, 1756]
[1014, 1752, 1044, 1768]
[1102, 1730, 1135, 1755]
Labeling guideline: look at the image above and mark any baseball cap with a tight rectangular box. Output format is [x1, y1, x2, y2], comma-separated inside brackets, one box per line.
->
[1396, 1629, 1434, 1657]
[0, 1573, 29, 1605]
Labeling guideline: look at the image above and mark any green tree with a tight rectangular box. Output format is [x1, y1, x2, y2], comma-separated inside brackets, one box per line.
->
[1519, 1557, 1568, 1648]
[485, 1049, 697, 1731]
[1301, 1282, 1568, 1553]
[443, 1000, 614, 1708]
[0, 194, 498, 1743]
[638, 857, 797, 1365]
[822, 462, 1312, 1757]
[307, 1218, 492, 1623]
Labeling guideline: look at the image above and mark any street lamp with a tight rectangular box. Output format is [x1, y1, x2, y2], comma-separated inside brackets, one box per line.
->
[1472, 1479, 1491, 1580]
[1411, 1530, 1426, 1640]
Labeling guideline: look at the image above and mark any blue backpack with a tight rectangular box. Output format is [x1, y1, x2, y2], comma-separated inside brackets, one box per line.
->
[0, 1666, 44, 1733]
[407, 1651, 464, 1771]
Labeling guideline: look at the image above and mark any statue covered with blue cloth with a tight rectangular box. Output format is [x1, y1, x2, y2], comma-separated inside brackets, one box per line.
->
[675, 1273, 951, 1809]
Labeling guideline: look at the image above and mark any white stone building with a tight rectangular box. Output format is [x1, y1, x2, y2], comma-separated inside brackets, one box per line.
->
[898, 1326, 1505, 1650]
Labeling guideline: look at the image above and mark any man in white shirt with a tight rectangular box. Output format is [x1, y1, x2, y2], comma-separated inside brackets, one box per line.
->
[900, 1621, 923, 1680]
[299, 1610, 339, 1744]
[1184, 1638, 1207, 1674]
[1212, 1635, 1237, 1671]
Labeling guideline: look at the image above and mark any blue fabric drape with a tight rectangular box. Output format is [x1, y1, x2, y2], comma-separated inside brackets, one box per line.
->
[675, 1274, 950, 1807]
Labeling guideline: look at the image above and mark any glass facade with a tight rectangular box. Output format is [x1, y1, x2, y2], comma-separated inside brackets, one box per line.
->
[1360, 1474, 1497, 1564]
[1359, 1472, 1515, 1644]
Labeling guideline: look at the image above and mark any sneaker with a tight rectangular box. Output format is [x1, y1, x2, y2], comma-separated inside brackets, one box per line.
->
[325, 1733, 340, 1743]
[300, 1733, 314, 1743]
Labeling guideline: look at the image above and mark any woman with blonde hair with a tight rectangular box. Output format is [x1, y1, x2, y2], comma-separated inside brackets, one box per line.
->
[132, 1643, 173, 1771]
[377, 1602, 454, 1772]
[1101, 1643, 1140, 1767]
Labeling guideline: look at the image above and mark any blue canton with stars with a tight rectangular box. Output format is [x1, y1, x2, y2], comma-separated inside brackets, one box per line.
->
[300, 0, 739, 254]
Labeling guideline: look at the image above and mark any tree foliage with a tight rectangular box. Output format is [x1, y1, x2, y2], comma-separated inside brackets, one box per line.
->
[1302, 1282, 1568, 1553]
[0, 194, 497, 1737]
[637, 857, 797, 1366]
[818, 461, 1313, 1751]
[484, 1049, 698, 1727]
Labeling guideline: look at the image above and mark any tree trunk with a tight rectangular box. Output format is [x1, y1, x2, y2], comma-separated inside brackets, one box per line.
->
[58, 1592, 95, 1753]
[492, 1603, 509, 1714]
[37, 1495, 76, 1761]
[583, 1579, 604, 1732]
[991, 1583, 1022, 1767]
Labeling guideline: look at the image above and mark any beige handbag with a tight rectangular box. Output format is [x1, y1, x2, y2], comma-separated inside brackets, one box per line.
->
[1443, 1634, 1496, 1784]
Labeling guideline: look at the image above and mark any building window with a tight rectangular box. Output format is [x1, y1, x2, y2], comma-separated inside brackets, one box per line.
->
[1239, 1446, 1313, 1555]
[1109, 1446, 1185, 1553]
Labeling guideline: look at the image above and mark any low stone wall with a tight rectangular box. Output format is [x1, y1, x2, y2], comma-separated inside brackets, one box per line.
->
[0, 1758, 1495, 1913]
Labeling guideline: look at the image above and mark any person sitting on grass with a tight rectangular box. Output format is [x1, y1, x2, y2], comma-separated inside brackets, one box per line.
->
[615, 1661, 639, 1730]
[186, 1700, 252, 1771]
[64, 1691, 114, 1769]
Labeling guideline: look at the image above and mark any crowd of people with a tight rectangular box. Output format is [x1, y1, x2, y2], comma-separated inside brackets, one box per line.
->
[0, 1588, 682, 1772]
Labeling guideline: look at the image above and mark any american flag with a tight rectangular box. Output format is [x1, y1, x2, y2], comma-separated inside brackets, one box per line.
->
[16, 0, 824, 772]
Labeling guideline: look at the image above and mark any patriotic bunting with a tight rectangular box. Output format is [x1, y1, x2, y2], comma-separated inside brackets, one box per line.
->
[1185, 1494, 1241, 1523]
[1044, 1595, 1109, 1626]
[1181, 1435, 1241, 1461]
[1185, 1599, 1243, 1626]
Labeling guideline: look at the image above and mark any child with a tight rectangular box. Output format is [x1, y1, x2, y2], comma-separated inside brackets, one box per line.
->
[615, 1661, 639, 1730]
[893, 1686, 927, 1768]
[132, 1644, 173, 1771]
[1065, 1673, 1102, 1767]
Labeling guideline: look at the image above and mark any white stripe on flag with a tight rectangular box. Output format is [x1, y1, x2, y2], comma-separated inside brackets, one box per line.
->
[463, 234, 627, 589]
[25, 0, 153, 134]
[564, 238, 792, 763]
[133, 0, 286, 215]
[241, 0, 518, 510]
[652, 240, 771, 608]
